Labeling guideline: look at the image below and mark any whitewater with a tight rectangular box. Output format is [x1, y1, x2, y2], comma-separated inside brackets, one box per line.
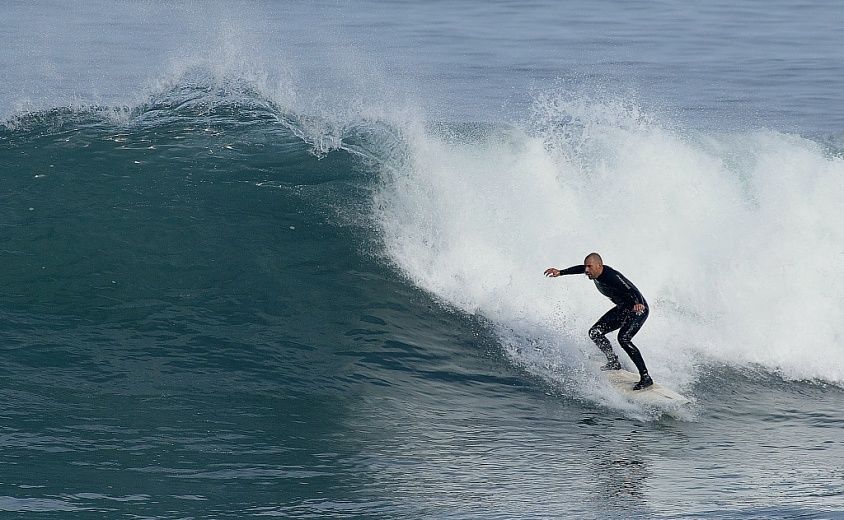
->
[1, 1, 843, 518]
[375, 95, 844, 397]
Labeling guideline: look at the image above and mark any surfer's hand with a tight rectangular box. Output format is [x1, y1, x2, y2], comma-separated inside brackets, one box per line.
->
[633, 303, 645, 314]
[544, 268, 560, 277]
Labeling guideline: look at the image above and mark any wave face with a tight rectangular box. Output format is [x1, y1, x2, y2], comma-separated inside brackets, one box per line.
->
[0, 81, 522, 405]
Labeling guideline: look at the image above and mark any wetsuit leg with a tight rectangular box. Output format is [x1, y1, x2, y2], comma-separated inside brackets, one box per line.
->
[589, 307, 624, 361]
[617, 307, 650, 376]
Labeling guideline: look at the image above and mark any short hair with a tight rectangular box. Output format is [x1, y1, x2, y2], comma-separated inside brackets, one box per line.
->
[584, 252, 603, 265]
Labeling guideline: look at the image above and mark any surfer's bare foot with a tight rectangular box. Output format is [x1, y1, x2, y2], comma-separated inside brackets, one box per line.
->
[600, 359, 622, 371]
[633, 374, 653, 390]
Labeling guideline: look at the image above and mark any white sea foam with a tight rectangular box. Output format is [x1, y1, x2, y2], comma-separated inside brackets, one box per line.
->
[374, 92, 844, 404]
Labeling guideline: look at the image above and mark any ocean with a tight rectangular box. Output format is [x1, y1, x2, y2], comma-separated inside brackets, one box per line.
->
[1, 1, 843, 518]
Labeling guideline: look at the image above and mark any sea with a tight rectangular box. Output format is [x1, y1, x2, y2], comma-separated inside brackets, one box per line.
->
[1, 1, 843, 518]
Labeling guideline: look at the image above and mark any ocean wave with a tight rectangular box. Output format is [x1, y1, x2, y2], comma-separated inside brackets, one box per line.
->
[4, 76, 842, 411]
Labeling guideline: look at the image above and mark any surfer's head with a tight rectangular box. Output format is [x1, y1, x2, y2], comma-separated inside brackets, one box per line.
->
[584, 252, 603, 279]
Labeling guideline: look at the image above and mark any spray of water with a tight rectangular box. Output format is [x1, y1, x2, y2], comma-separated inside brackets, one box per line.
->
[374, 91, 844, 408]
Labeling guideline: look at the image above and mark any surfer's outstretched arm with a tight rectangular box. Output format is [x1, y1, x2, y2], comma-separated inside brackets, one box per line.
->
[544, 265, 586, 277]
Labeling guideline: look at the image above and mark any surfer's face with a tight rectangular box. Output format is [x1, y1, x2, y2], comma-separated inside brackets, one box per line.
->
[584, 259, 603, 279]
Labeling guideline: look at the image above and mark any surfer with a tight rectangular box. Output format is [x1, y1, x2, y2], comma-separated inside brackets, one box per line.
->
[544, 253, 654, 390]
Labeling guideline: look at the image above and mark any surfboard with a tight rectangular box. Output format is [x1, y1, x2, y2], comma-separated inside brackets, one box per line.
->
[604, 368, 690, 406]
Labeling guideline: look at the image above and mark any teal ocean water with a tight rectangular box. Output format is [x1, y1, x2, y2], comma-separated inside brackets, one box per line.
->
[2, 1, 844, 518]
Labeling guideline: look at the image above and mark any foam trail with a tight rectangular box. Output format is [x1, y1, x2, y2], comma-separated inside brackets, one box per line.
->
[374, 93, 844, 407]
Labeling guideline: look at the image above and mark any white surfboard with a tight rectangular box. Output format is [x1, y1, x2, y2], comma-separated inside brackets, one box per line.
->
[604, 368, 690, 406]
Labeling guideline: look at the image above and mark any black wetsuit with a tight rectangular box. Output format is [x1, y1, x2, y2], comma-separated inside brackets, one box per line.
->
[558, 265, 650, 377]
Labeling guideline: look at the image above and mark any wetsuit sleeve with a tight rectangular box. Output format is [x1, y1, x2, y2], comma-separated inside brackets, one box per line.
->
[558, 265, 586, 275]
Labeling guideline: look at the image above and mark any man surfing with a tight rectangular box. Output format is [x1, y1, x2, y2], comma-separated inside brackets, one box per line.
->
[544, 253, 654, 390]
